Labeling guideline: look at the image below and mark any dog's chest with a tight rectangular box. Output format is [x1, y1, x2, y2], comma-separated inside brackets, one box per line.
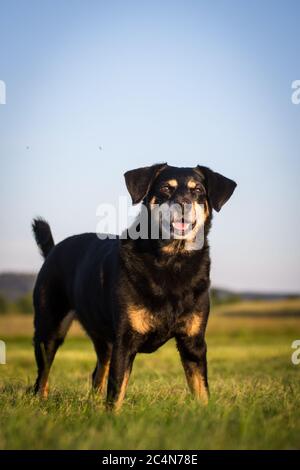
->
[127, 303, 204, 351]
[120, 255, 209, 351]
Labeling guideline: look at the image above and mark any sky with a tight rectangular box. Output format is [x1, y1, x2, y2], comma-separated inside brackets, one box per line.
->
[0, 0, 299, 292]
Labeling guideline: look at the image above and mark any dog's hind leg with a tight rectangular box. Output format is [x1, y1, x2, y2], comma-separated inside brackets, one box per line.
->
[106, 337, 136, 413]
[34, 336, 59, 398]
[33, 303, 74, 398]
[91, 340, 112, 396]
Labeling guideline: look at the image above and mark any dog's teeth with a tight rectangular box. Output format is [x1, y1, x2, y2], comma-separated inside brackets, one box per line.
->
[172, 222, 191, 231]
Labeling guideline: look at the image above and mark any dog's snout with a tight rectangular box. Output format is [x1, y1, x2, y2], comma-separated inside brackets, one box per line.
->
[170, 198, 194, 223]
[182, 198, 193, 206]
[176, 195, 193, 206]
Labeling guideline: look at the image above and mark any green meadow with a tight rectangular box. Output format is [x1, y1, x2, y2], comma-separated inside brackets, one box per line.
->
[1, 300, 300, 450]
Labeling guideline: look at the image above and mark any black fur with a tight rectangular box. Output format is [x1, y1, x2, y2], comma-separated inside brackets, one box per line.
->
[32, 218, 55, 259]
[32, 164, 236, 410]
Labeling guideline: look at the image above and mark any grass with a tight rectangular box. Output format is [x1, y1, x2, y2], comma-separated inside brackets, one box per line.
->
[1, 300, 300, 450]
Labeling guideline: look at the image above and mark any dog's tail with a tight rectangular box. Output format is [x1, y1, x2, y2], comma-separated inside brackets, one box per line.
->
[32, 217, 55, 259]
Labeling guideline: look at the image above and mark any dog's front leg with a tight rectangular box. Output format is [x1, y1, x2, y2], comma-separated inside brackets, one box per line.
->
[106, 337, 136, 413]
[176, 335, 209, 405]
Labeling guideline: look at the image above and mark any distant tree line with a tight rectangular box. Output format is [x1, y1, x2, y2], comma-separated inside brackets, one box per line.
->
[0, 288, 243, 316]
[0, 293, 33, 315]
[210, 289, 242, 306]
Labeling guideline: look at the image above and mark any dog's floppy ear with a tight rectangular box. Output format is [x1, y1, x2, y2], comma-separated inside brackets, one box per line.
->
[124, 163, 168, 205]
[197, 166, 237, 212]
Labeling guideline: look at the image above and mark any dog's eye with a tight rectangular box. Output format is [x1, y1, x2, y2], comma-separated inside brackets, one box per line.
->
[160, 185, 171, 193]
[194, 187, 203, 193]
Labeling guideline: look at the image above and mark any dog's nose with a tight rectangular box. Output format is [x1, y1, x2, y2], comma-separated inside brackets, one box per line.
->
[177, 196, 193, 206]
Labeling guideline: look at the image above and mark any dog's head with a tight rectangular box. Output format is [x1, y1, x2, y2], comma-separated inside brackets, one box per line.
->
[124, 163, 236, 244]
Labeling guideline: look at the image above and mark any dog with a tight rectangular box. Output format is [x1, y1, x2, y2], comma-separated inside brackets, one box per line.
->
[32, 163, 236, 411]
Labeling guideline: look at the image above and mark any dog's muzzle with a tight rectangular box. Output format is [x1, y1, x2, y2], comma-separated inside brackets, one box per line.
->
[150, 203, 204, 239]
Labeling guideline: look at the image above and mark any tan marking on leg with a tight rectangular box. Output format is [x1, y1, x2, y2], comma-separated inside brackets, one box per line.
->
[184, 313, 203, 336]
[167, 179, 178, 188]
[58, 311, 75, 338]
[38, 342, 52, 399]
[127, 304, 155, 334]
[93, 359, 110, 395]
[36, 355, 50, 398]
[184, 364, 209, 405]
[39, 379, 49, 399]
[114, 370, 130, 413]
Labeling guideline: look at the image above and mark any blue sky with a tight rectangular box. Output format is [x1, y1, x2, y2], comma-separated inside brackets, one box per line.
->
[0, 0, 299, 292]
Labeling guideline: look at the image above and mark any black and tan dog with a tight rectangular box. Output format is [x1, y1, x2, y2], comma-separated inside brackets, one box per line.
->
[32, 163, 236, 411]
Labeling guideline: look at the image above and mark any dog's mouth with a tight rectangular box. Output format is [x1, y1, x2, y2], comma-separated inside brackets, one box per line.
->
[151, 202, 204, 240]
[161, 217, 197, 239]
[171, 220, 196, 235]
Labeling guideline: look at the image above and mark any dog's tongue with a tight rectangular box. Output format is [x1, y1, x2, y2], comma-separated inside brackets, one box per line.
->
[173, 221, 190, 231]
